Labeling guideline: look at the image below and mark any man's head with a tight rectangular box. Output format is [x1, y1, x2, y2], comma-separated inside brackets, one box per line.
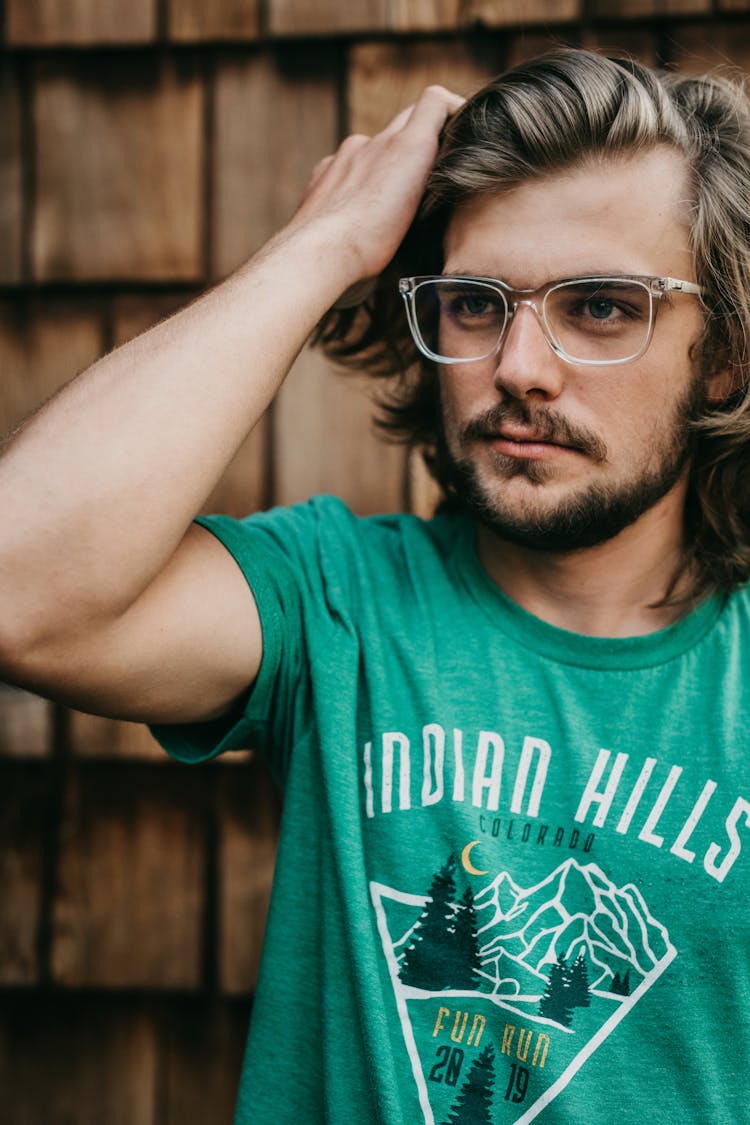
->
[317, 49, 750, 596]
[433, 147, 710, 555]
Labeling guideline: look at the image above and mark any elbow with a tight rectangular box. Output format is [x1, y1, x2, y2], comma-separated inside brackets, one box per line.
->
[0, 618, 46, 691]
[0, 599, 77, 695]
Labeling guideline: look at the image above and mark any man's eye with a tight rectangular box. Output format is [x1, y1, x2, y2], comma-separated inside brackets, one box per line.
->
[458, 296, 491, 315]
[586, 298, 617, 320]
[445, 293, 500, 319]
[561, 285, 647, 323]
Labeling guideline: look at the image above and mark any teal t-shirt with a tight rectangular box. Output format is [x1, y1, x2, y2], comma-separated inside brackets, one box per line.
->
[153, 496, 750, 1124]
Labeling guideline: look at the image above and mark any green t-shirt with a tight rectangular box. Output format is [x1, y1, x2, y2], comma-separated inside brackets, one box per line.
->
[153, 496, 750, 1124]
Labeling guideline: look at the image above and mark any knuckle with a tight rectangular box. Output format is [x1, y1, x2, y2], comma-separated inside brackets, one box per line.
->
[421, 84, 449, 98]
[339, 132, 369, 150]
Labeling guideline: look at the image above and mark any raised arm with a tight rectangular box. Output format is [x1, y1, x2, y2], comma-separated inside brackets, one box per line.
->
[0, 87, 463, 725]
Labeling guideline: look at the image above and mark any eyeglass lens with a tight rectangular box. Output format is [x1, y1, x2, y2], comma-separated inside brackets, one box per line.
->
[411, 278, 653, 363]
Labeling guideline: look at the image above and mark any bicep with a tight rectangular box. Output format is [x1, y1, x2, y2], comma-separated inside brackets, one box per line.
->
[20, 523, 263, 725]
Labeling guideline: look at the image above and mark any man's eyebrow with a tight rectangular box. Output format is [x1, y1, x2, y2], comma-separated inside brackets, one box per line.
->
[440, 267, 496, 278]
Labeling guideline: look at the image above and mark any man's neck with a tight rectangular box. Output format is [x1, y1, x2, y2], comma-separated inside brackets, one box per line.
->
[475, 486, 693, 638]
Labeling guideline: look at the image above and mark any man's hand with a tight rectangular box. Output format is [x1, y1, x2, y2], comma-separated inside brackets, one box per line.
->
[289, 86, 465, 289]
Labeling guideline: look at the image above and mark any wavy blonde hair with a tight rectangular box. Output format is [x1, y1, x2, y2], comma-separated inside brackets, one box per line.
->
[315, 48, 750, 597]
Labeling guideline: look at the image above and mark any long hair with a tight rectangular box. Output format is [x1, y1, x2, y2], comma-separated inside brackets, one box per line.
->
[314, 48, 750, 598]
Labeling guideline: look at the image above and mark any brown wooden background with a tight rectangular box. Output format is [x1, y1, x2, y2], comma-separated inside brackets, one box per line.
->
[1, 1, 749, 1121]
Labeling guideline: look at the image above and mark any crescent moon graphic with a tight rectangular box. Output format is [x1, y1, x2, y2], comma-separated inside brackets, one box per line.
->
[461, 840, 489, 877]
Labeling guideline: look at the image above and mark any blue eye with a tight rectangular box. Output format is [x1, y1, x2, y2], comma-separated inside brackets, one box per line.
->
[443, 292, 503, 323]
[460, 296, 492, 315]
[587, 298, 616, 320]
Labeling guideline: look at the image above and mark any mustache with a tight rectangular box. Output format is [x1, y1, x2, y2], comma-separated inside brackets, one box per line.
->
[461, 403, 608, 463]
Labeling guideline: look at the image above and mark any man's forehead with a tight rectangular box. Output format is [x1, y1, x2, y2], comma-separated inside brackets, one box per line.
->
[441, 147, 694, 285]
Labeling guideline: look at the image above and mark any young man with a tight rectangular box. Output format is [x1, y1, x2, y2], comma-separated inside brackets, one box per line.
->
[1, 49, 749, 1122]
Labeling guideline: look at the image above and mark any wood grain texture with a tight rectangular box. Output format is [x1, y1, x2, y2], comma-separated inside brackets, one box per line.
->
[268, 0, 388, 34]
[211, 50, 338, 278]
[273, 347, 406, 514]
[51, 768, 206, 987]
[168, 0, 261, 40]
[670, 21, 750, 71]
[0, 996, 159, 1125]
[161, 1000, 249, 1124]
[218, 757, 280, 994]
[6, 0, 156, 44]
[1, 995, 247, 1125]
[407, 448, 442, 520]
[347, 39, 494, 134]
[465, 0, 580, 26]
[590, 0, 708, 16]
[270, 0, 568, 33]
[69, 711, 165, 760]
[0, 685, 51, 758]
[387, 0, 462, 31]
[0, 64, 23, 285]
[33, 57, 204, 282]
[111, 291, 193, 347]
[0, 298, 103, 441]
[0, 768, 50, 983]
[581, 27, 659, 65]
[504, 31, 576, 68]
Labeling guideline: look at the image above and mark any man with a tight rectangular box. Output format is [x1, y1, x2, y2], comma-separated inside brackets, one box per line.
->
[1, 48, 748, 1123]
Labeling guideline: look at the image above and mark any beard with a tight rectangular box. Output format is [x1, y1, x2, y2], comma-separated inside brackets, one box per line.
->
[435, 379, 705, 553]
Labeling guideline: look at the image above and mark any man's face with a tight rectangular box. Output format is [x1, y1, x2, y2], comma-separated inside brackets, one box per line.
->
[437, 147, 716, 552]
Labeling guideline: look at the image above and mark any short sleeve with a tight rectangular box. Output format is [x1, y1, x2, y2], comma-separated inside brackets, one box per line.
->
[150, 495, 355, 779]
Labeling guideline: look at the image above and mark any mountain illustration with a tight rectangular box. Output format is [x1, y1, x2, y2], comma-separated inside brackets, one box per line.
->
[474, 858, 673, 997]
[371, 856, 676, 1124]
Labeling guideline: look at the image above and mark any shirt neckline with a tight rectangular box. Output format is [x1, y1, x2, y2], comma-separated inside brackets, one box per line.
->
[447, 515, 724, 670]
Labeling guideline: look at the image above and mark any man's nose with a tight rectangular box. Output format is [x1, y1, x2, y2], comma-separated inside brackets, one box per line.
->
[493, 303, 566, 400]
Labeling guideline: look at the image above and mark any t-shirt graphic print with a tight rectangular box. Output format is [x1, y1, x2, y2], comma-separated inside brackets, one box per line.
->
[371, 849, 675, 1123]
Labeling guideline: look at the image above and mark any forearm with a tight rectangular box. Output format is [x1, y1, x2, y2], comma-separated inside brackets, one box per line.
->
[0, 220, 352, 652]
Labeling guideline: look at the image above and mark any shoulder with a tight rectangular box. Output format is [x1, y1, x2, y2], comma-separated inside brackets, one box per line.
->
[195, 494, 471, 608]
[204, 494, 466, 561]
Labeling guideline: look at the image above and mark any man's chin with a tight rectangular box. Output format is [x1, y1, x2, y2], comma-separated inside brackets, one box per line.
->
[446, 460, 687, 554]
[484, 451, 557, 486]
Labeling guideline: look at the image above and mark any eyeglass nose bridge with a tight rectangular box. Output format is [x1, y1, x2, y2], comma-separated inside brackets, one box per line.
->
[500, 295, 560, 357]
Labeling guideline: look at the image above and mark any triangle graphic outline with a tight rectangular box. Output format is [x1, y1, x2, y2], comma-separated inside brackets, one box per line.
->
[370, 858, 677, 1124]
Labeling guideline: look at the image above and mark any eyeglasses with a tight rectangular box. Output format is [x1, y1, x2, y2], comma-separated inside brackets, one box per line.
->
[398, 274, 705, 367]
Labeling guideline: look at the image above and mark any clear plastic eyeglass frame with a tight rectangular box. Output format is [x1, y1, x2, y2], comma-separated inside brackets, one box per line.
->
[398, 274, 705, 367]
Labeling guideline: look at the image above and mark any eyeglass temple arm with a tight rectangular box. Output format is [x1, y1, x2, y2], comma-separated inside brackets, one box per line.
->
[655, 277, 704, 296]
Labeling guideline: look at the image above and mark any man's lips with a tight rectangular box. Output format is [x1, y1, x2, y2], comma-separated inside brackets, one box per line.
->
[460, 406, 608, 464]
[485, 429, 577, 460]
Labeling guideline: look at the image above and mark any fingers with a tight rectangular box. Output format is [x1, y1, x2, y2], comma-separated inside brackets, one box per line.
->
[312, 86, 463, 182]
[304, 134, 368, 193]
[378, 102, 418, 138]
[378, 85, 465, 140]
[290, 84, 467, 281]
[306, 153, 334, 192]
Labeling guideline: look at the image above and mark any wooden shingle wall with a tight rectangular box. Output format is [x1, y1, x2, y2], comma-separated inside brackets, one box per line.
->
[1, 2, 749, 1119]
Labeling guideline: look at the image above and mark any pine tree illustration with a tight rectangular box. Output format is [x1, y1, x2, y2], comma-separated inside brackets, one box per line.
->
[538, 954, 574, 1028]
[442, 1045, 496, 1125]
[399, 856, 457, 990]
[452, 887, 483, 989]
[611, 969, 631, 997]
[567, 951, 591, 1009]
